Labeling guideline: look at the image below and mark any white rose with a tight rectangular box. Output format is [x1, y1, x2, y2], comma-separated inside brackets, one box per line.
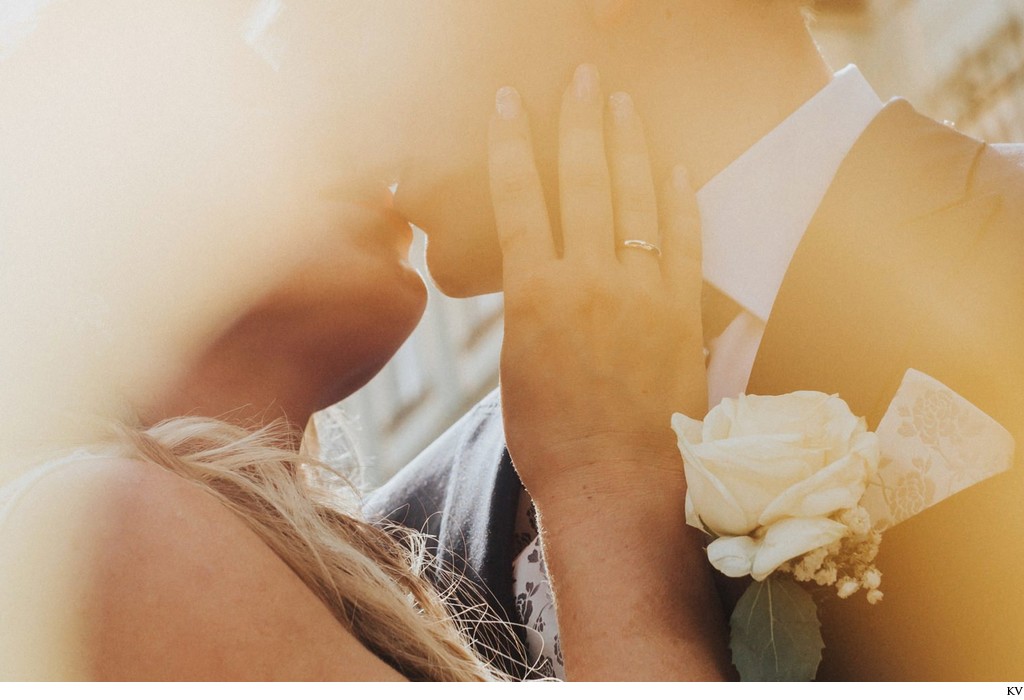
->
[672, 391, 879, 581]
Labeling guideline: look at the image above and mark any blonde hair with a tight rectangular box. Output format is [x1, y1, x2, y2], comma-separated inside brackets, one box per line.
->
[105, 416, 523, 682]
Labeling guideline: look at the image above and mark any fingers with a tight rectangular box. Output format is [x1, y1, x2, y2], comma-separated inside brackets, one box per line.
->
[489, 86, 556, 271]
[490, 68, 702, 302]
[659, 165, 703, 298]
[558, 64, 615, 262]
[605, 91, 659, 272]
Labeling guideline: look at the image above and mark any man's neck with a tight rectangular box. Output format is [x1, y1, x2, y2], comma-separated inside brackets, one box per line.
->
[676, 55, 834, 190]
[604, 7, 834, 189]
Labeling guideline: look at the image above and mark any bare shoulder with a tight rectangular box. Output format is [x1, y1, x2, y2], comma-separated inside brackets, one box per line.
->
[0, 456, 405, 681]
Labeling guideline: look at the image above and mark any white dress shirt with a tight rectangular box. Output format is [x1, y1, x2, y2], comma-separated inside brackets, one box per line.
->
[701, 64, 883, 407]
[511, 65, 884, 679]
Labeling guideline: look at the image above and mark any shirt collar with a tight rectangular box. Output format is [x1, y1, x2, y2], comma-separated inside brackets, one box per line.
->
[698, 65, 883, 322]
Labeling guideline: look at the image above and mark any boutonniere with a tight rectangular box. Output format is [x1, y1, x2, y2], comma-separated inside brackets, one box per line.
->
[672, 371, 1017, 681]
[673, 391, 881, 681]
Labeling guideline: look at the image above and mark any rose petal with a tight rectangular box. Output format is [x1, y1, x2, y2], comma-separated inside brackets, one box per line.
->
[681, 457, 751, 536]
[671, 412, 704, 446]
[850, 430, 881, 479]
[694, 435, 824, 481]
[727, 392, 836, 438]
[684, 491, 707, 533]
[707, 536, 758, 578]
[675, 432, 752, 536]
[821, 409, 866, 462]
[750, 517, 849, 581]
[702, 397, 740, 441]
[758, 451, 871, 525]
[692, 436, 826, 528]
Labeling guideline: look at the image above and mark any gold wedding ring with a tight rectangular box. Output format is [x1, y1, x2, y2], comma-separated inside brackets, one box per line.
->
[619, 239, 662, 258]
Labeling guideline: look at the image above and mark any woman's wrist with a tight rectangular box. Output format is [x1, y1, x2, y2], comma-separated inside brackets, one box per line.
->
[530, 459, 732, 680]
[528, 457, 695, 580]
[525, 447, 686, 517]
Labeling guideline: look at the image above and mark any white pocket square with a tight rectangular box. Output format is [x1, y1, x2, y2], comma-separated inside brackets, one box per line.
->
[860, 368, 1016, 531]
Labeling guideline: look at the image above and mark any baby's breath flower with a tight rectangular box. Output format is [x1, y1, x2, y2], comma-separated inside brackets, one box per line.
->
[792, 563, 813, 582]
[866, 589, 884, 605]
[839, 506, 872, 537]
[802, 547, 829, 573]
[861, 567, 882, 590]
[813, 564, 838, 587]
[836, 577, 860, 599]
[853, 541, 879, 565]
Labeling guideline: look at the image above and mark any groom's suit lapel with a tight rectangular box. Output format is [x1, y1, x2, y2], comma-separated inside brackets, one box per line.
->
[748, 100, 1024, 679]
[748, 99, 996, 426]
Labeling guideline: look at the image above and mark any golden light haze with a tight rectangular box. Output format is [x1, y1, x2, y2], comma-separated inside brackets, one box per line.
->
[0, 1, 431, 474]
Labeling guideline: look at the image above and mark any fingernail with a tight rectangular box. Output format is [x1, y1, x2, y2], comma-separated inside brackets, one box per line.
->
[495, 86, 522, 120]
[672, 165, 690, 191]
[572, 64, 599, 100]
[609, 92, 633, 123]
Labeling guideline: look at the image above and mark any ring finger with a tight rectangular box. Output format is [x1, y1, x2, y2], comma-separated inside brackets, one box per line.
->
[606, 91, 661, 274]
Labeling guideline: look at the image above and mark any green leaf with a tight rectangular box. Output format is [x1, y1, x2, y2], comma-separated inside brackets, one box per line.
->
[729, 576, 824, 681]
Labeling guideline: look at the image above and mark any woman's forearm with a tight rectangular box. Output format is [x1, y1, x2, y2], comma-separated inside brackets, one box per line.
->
[533, 467, 732, 681]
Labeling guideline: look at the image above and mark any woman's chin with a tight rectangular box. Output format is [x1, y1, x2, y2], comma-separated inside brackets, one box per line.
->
[390, 259, 429, 335]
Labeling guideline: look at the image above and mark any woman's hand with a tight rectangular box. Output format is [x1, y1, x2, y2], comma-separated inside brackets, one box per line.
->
[491, 63, 707, 507]
[489, 65, 730, 681]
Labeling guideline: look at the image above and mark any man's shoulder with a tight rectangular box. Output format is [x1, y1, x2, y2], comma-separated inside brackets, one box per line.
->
[968, 140, 1024, 287]
[974, 141, 1024, 211]
[991, 142, 1024, 168]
